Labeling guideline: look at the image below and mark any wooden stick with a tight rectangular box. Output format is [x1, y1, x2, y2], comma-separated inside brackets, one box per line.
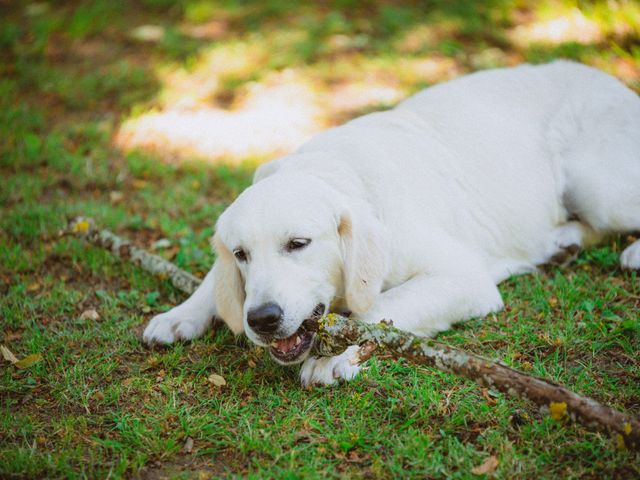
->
[310, 315, 640, 450]
[62, 217, 200, 294]
[65, 216, 640, 450]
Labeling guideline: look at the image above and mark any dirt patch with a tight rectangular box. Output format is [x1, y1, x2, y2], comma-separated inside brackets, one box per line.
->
[137, 449, 246, 479]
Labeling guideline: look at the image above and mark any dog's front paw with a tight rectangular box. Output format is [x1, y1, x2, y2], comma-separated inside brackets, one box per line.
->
[621, 240, 640, 270]
[142, 309, 210, 345]
[300, 345, 362, 387]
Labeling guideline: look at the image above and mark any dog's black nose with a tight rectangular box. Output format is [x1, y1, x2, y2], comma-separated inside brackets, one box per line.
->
[247, 303, 283, 335]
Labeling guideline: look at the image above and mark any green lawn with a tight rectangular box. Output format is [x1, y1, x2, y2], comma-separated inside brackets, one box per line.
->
[1, 1, 639, 478]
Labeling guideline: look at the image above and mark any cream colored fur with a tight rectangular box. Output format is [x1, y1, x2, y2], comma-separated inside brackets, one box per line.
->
[143, 61, 640, 386]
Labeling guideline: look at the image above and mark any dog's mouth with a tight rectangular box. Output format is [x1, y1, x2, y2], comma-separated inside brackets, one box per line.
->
[268, 304, 324, 364]
[269, 329, 315, 364]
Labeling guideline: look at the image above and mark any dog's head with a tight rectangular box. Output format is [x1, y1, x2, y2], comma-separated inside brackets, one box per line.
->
[212, 172, 388, 364]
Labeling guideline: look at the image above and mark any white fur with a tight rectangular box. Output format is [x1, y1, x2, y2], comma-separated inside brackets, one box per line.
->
[142, 267, 218, 343]
[300, 345, 362, 387]
[144, 61, 640, 385]
[621, 240, 640, 270]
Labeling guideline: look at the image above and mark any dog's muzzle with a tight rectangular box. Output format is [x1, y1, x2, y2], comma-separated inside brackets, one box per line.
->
[267, 303, 325, 364]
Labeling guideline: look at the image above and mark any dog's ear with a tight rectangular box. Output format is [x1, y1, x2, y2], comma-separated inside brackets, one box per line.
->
[211, 233, 245, 335]
[339, 205, 388, 314]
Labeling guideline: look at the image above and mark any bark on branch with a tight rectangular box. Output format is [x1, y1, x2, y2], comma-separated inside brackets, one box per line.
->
[62, 217, 200, 295]
[65, 216, 640, 450]
[309, 315, 640, 450]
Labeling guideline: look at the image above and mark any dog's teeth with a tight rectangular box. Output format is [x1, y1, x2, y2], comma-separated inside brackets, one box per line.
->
[271, 341, 278, 347]
[295, 336, 301, 346]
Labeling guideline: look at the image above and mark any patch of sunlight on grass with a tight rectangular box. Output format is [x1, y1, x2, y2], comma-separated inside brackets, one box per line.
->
[114, 0, 638, 166]
[115, 50, 469, 163]
[509, 8, 604, 47]
[585, 0, 640, 38]
[115, 28, 471, 164]
[326, 82, 404, 114]
[398, 56, 464, 83]
[116, 69, 321, 162]
[510, 0, 640, 48]
[155, 40, 270, 109]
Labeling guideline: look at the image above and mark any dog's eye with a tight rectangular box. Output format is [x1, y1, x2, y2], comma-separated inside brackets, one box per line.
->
[285, 238, 311, 252]
[233, 248, 247, 262]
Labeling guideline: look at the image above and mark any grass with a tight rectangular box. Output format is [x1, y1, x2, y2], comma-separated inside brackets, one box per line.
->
[1, 0, 639, 478]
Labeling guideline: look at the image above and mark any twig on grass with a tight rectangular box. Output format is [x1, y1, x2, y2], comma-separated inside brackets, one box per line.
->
[62, 217, 200, 295]
[309, 315, 640, 450]
[65, 216, 640, 450]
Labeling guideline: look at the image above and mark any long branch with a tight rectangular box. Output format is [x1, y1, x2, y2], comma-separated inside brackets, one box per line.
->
[63, 217, 200, 295]
[65, 216, 640, 450]
[309, 315, 640, 450]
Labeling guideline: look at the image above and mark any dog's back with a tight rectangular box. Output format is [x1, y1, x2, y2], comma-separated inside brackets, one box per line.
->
[287, 61, 640, 273]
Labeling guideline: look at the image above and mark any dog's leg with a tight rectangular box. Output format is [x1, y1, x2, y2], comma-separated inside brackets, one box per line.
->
[554, 72, 640, 270]
[300, 273, 501, 386]
[546, 221, 602, 266]
[300, 345, 361, 387]
[358, 270, 503, 337]
[143, 266, 217, 344]
[300, 255, 503, 386]
[621, 239, 640, 270]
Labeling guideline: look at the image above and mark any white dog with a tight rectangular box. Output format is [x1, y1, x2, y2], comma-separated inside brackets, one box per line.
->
[143, 61, 640, 386]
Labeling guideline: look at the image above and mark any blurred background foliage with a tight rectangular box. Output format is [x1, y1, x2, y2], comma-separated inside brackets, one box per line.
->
[1, 0, 638, 288]
[2, 0, 639, 165]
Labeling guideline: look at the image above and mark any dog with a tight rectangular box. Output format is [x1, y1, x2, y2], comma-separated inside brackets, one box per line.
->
[143, 61, 640, 386]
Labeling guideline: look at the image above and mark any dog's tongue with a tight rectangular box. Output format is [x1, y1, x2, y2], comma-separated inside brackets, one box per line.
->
[273, 334, 300, 353]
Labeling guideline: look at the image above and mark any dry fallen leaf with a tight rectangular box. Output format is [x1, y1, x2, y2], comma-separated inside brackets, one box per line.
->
[15, 353, 42, 369]
[183, 437, 194, 452]
[471, 455, 499, 476]
[617, 433, 627, 450]
[72, 219, 90, 233]
[130, 24, 165, 42]
[109, 191, 124, 203]
[549, 401, 568, 421]
[208, 373, 226, 387]
[481, 388, 497, 405]
[2, 346, 42, 369]
[162, 245, 180, 260]
[80, 309, 100, 321]
[521, 361, 533, 371]
[1, 345, 19, 364]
